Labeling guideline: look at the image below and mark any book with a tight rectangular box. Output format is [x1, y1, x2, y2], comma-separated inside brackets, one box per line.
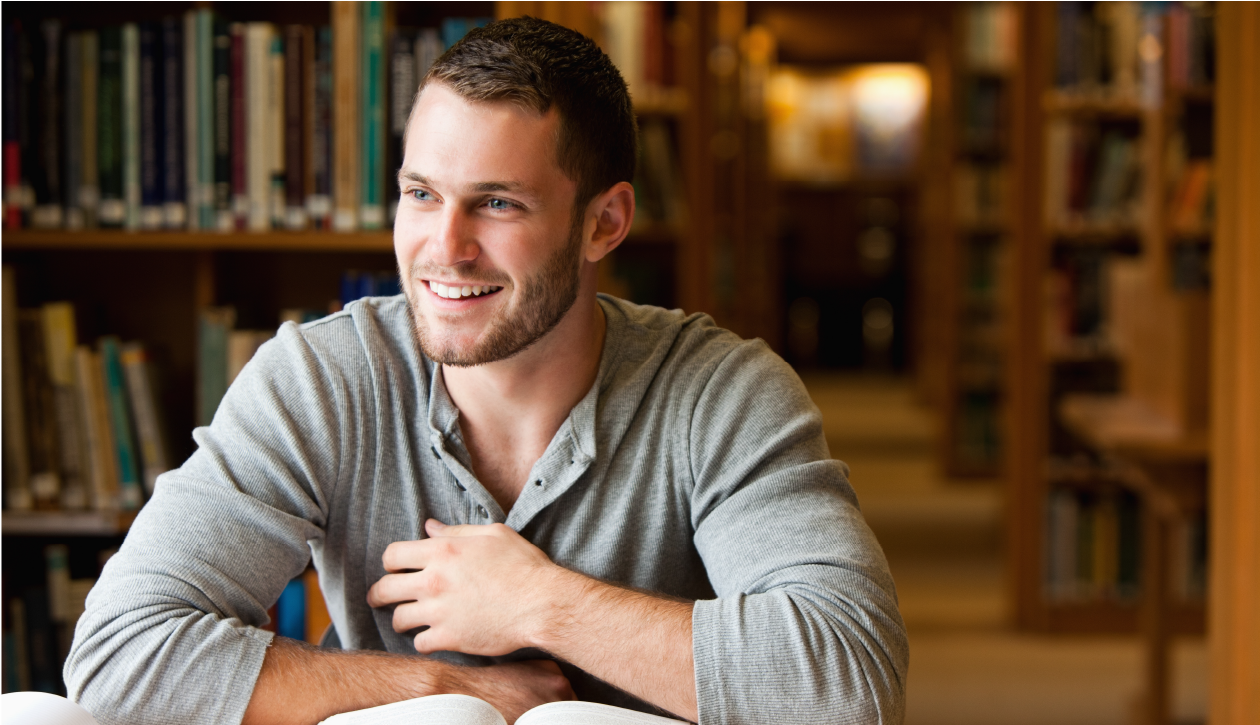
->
[15, 21, 36, 227]
[332, 1, 360, 231]
[64, 32, 85, 229]
[183, 11, 200, 230]
[309, 26, 333, 228]
[213, 18, 233, 231]
[139, 23, 164, 230]
[226, 330, 272, 385]
[360, 2, 386, 230]
[230, 23, 248, 228]
[285, 25, 308, 230]
[122, 23, 141, 230]
[17, 310, 62, 507]
[2, 20, 22, 229]
[197, 306, 236, 426]
[161, 17, 186, 228]
[320, 694, 685, 725]
[415, 28, 443, 82]
[197, 9, 215, 229]
[388, 29, 415, 224]
[3, 267, 33, 510]
[246, 23, 274, 231]
[269, 32, 286, 229]
[97, 26, 125, 227]
[31, 20, 64, 229]
[41, 303, 89, 510]
[276, 577, 306, 641]
[120, 342, 171, 497]
[75, 345, 121, 511]
[98, 337, 145, 510]
[303, 567, 332, 645]
[81, 30, 100, 228]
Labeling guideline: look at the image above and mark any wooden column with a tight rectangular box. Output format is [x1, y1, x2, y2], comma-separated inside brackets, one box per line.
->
[1209, 3, 1260, 724]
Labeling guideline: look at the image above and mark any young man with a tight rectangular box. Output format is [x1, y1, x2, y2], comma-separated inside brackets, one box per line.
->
[66, 18, 907, 725]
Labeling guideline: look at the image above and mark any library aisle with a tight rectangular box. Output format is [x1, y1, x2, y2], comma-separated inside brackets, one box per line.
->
[803, 374, 1207, 725]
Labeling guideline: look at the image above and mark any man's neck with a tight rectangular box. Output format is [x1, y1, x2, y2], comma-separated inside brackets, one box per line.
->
[441, 293, 606, 514]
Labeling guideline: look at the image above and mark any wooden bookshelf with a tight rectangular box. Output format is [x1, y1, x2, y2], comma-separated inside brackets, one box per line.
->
[3, 230, 396, 252]
[2, 510, 136, 536]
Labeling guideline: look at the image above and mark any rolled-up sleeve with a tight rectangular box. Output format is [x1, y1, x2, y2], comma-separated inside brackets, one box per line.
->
[64, 319, 362, 725]
[688, 342, 908, 724]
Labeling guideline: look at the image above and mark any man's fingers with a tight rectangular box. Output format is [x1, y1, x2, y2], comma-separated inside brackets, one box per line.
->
[425, 518, 504, 538]
[366, 571, 426, 607]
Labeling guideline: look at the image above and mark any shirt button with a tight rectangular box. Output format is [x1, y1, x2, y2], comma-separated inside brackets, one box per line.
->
[477, 505, 488, 518]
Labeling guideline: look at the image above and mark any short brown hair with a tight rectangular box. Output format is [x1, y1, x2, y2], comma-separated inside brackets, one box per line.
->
[415, 17, 638, 216]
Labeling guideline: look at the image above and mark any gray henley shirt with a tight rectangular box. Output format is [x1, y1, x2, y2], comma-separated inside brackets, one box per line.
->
[64, 294, 908, 725]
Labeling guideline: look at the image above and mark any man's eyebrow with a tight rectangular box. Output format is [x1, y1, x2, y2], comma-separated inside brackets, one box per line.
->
[398, 171, 538, 198]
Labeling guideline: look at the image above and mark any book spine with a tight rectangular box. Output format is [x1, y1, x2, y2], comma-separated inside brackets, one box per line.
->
[21, 588, 59, 694]
[309, 26, 333, 228]
[17, 310, 61, 507]
[2, 267, 32, 510]
[183, 11, 199, 229]
[197, 307, 235, 427]
[139, 22, 163, 230]
[17, 23, 36, 228]
[213, 18, 232, 231]
[230, 23, 247, 228]
[415, 29, 442, 86]
[2, 21, 21, 229]
[302, 26, 316, 227]
[388, 30, 414, 225]
[41, 302, 88, 510]
[245, 24, 270, 231]
[75, 345, 118, 511]
[276, 577, 307, 641]
[120, 342, 170, 497]
[98, 337, 144, 510]
[98, 28, 124, 227]
[80, 31, 99, 229]
[268, 34, 285, 229]
[64, 33, 84, 230]
[332, 2, 359, 231]
[122, 23, 141, 230]
[160, 18, 185, 229]
[360, 2, 385, 230]
[33, 20, 63, 229]
[197, 10, 214, 230]
[284, 25, 307, 229]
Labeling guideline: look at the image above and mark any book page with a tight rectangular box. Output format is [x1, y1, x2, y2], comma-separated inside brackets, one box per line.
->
[318, 694, 506, 725]
[517, 701, 688, 725]
[0, 692, 101, 725]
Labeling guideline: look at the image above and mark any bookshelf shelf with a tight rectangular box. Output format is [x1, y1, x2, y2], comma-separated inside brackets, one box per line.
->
[2, 510, 137, 536]
[3, 230, 396, 253]
[1042, 91, 1149, 117]
[631, 87, 689, 117]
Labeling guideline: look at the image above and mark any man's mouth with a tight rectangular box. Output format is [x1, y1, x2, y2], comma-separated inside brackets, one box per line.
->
[426, 280, 504, 300]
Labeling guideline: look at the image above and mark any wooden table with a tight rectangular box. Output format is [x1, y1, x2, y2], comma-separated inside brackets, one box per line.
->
[1059, 394, 1209, 725]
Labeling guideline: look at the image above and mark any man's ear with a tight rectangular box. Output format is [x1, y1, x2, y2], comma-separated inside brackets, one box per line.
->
[582, 181, 636, 263]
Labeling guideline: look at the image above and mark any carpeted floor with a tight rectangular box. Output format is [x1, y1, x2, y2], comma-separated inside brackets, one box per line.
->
[801, 373, 1207, 725]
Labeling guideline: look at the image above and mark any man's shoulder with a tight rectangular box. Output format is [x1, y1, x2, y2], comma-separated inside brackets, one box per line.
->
[268, 294, 421, 375]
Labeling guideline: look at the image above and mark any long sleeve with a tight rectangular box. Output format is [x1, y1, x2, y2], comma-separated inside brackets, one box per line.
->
[687, 341, 908, 725]
[64, 317, 369, 725]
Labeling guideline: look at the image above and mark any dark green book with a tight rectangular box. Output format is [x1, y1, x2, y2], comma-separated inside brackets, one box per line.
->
[97, 26, 125, 227]
[99, 336, 144, 510]
[213, 17, 232, 230]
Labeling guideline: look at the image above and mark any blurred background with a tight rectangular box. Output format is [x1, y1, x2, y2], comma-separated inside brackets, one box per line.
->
[3, 2, 1258, 724]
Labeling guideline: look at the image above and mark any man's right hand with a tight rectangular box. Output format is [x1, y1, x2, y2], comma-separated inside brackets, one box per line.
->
[454, 659, 575, 723]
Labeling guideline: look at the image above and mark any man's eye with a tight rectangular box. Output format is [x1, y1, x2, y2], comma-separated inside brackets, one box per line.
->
[488, 198, 514, 211]
[411, 189, 433, 201]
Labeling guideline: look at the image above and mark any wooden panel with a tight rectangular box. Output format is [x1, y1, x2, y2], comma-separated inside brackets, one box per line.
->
[1209, 4, 1260, 724]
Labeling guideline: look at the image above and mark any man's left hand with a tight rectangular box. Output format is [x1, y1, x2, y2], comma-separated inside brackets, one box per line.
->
[367, 519, 575, 656]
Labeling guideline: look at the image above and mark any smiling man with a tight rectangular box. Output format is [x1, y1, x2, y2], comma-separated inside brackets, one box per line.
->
[65, 17, 907, 725]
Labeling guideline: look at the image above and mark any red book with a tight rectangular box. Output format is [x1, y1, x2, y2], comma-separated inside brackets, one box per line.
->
[230, 23, 247, 229]
[284, 25, 306, 229]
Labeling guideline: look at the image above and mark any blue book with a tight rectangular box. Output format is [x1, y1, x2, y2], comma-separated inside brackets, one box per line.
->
[139, 22, 164, 229]
[160, 16, 186, 228]
[276, 578, 307, 641]
[99, 337, 145, 510]
[197, 307, 234, 426]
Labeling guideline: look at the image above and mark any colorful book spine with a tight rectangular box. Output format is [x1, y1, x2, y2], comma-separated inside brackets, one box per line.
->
[120, 342, 170, 497]
[284, 25, 308, 230]
[268, 33, 286, 229]
[122, 23, 141, 230]
[160, 18, 185, 229]
[81, 30, 100, 229]
[32, 20, 64, 229]
[332, 2, 359, 231]
[302, 25, 317, 226]
[388, 30, 415, 224]
[64, 32, 84, 229]
[97, 27, 124, 227]
[197, 9, 215, 229]
[98, 337, 144, 510]
[246, 23, 272, 231]
[2, 267, 32, 510]
[139, 22, 164, 230]
[41, 303, 88, 510]
[213, 18, 233, 231]
[230, 23, 247, 229]
[360, 2, 385, 230]
[197, 307, 235, 427]
[309, 26, 333, 229]
[183, 11, 200, 230]
[17, 310, 62, 506]
[75, 345, 119, 511]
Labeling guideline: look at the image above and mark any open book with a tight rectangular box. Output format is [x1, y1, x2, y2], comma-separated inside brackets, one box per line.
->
[319, 694, 687, 725]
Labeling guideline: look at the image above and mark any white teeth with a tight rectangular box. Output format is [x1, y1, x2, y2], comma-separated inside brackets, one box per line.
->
[446, 286, 461, 299]
[461, 285, 472, 297]
[429, 282, 501, 298]
[473, 286, 482, 295]
[429, 281, 439, 294]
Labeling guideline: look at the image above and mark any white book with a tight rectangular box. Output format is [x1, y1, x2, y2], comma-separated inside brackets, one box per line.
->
[320, 694, 685, 725]
[122, 24, 141, 230]
[184, 11, 200, 230]
[246, 23, 274, 231]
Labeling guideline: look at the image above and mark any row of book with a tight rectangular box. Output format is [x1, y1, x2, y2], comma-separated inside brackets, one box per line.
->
[959, 2, 1017, 74]
[1165, 2, 1216, 91]
[1043, 249, 1111, 359]
[954, 162, 1008, 229]
[1044, 482, 1207, 602]
[3, 271, 169, 513]
[958, 76, 1007, 156]
[1044, 120, 1144, 232]
[1, 6, 490, 233]
[2, 545, 110, 695]
[1052, 2, 1164, 106]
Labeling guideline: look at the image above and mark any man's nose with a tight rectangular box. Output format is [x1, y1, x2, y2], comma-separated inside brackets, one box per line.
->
[429, 207, 480, 267]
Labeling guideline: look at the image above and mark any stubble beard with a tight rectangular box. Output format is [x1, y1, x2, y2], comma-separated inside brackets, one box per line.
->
[402, 219, 585, 367]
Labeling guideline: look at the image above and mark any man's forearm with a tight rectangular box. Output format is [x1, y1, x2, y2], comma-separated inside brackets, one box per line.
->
[532, 570, 698, 723]
[241, 637, 573, 725]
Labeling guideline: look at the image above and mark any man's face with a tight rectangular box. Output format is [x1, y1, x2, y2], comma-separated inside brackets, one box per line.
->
[394, 83, 584, 367]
